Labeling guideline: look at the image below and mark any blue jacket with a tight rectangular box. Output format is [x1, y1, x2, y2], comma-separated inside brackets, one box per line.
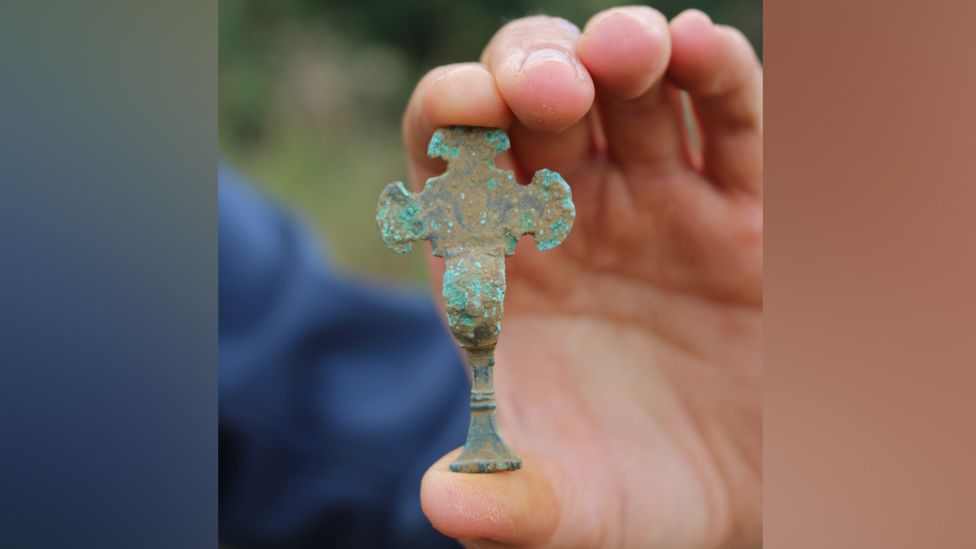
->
[218, 169, 467, 548]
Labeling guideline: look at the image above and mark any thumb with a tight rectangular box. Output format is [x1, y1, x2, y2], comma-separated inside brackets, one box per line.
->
[420, 448, 560, 547]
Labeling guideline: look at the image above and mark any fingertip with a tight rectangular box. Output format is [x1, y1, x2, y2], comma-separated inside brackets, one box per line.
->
[420, 449, 560, 545]
[717, 23, 761, 65]
[404, 63, 514, 185]
[578, 6, 670, 100]
[420, 63, 514, 131]
[668, 10, 724, 90]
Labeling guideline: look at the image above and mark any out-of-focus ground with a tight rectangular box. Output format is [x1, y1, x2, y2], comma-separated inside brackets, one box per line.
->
[219, 0, 761, 286]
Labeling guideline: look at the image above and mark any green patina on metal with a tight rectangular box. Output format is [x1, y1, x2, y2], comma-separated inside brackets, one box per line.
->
[376, 182, 428, 253]
[537, 218, 570, 251]
[376, 126, 576, 474]
[427, 130, 460, 159]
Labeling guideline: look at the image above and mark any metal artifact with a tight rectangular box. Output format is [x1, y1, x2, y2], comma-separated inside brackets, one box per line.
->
[376, 126, 575, 473]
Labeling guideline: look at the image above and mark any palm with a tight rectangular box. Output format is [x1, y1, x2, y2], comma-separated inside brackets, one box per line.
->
[495, 162, 762, 548]
[405, 8, 763, 548]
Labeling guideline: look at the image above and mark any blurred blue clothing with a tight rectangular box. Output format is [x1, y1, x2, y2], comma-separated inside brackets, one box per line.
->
[218, 168, 468, 548]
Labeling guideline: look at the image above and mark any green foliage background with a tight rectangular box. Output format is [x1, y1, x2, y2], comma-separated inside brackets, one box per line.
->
[219, 0, 761, 285]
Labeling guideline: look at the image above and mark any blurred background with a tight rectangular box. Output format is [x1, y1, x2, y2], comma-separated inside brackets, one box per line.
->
[219, 0, 762, 286]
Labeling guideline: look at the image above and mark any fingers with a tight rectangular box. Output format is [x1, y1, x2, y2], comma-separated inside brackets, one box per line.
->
[577, 6, 687, 171]
[421, 449, 560, 547]
[403, 63, 514, 188]
[481, 16, 596, 177]
[403, 10, 763, 196]
[669, 10, 763, 194]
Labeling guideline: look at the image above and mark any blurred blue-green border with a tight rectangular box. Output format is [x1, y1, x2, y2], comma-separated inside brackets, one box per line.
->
[1, 2, 216, 547]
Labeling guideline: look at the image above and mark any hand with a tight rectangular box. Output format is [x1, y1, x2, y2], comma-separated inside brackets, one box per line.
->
[403, 8, 762, 548]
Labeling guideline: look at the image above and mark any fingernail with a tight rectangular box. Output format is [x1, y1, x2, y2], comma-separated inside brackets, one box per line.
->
[520, 48, 587, 81]
[521, 48, 572, 71]
[553, 17, 582, 37]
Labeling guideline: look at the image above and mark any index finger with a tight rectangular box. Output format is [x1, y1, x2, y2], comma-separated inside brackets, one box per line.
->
[402, 62, 514, 189]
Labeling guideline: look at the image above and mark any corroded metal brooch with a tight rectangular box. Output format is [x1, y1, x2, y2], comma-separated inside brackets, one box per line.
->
[377, 126, 575, 473]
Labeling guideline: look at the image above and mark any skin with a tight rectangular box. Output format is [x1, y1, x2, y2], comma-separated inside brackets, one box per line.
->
[403, 8, 762, 548]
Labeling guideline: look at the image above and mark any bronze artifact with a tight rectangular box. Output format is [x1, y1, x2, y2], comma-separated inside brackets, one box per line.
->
[376, 126, 575, 473]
